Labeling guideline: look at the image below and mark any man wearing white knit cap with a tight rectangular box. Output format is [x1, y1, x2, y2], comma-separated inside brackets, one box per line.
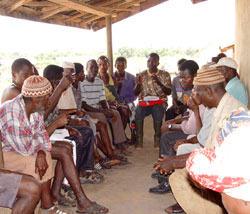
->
[0, 76, 62, 213]
[213, 57, 248, 106]
[57, 61, 77, 110]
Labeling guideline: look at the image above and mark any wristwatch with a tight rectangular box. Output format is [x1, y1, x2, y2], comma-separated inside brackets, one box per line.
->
[168, 124, 172, 130]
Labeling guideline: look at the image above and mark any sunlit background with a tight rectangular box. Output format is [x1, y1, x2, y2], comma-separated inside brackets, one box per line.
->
[0, 0, 235, 93]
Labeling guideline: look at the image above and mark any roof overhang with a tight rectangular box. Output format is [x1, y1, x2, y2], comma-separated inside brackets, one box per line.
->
[0, 0, 207, 31]
[0, 0, 172, 31]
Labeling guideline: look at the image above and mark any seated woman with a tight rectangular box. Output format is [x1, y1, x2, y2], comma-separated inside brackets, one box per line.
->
[97, 56, 131, 152]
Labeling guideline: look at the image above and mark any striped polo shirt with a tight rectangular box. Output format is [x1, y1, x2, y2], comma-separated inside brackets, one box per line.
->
[80, 77, 106, 109]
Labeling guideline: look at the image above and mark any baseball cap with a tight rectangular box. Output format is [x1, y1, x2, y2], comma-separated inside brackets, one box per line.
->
[212, 57, 238, 70]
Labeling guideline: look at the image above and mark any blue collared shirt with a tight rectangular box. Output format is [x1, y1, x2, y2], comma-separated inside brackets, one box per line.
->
[114, 71, 137, 103]
[226, 76, 248, 106]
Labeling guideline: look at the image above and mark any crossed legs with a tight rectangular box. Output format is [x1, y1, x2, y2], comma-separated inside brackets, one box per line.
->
[51, 142, 92, 212]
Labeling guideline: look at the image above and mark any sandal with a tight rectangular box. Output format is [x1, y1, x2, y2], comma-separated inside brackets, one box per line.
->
[76, 202, 109, 214]
[99, 158, 112, 169]
[61, 184, 72, 192]
[80, 171, 104, 184]
[92, 202, 109, 213]
[99, 162, 111, 169]
[120, 148, 132, 156]
[39, 205, 73, 214]
[102, 159, 120, 167]
[113, 155, 128, 162]
[61, 184, 76, 203]
[64, 189, 77, 203]
[94, 162, 102, 170]
[55, 195, 76, 207]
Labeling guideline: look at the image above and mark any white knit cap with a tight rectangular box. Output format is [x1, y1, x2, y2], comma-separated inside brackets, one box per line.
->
[61, 62, 75, 69]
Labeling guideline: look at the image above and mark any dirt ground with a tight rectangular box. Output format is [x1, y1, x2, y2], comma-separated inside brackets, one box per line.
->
[83, 116, 177, 214]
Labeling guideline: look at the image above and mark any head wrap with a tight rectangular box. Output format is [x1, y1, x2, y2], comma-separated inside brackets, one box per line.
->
[193, 65, 225, 86]
[61, 62, 75, 69]
[22, 75, 53, 97]
[186, 108, 250, 201]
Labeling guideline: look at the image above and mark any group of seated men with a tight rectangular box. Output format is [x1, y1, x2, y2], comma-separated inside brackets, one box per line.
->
[0, 55, 139, 214]
[0, 51, 249, 214]
[142, 54, 249, 214]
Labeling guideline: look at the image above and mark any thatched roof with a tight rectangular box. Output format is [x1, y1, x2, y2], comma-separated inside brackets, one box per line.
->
[0, 0, 207, 31]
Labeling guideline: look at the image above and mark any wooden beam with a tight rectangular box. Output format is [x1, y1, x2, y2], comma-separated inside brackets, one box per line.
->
[47, 0, 112, 17]
[118, 0, 147, 9]
[190, 0, 207, 4]
[101, 0, 123, 7]
[64, 12, 85, 22]
[40, 6, 68, 20]
[7, 0, 32, 14]
[42, 6, 60, 12]
[24, 1, 57, 7]
[80, 15, 100, 25]
[99, 7, 137, 12]
[0, 8, 90, 30]
[106, 16, 113, 76]
[65, 0, 121, 24]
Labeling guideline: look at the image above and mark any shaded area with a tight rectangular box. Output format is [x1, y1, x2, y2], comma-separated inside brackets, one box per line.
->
[83, 116, 176, 214]
[0, 117, 178, 214]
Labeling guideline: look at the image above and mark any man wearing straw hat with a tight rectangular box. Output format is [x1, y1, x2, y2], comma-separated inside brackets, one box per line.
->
[156, 65, 248, 214]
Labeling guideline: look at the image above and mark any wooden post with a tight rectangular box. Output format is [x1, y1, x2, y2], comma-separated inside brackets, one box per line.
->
[106, 16, 113, 76]
[235, 0, 250, 108]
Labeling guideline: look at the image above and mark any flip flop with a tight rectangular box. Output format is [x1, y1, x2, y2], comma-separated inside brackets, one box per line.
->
[39, 205, 73, 214]
[55, 195, 76, 207]
[80, 171, 104, 184]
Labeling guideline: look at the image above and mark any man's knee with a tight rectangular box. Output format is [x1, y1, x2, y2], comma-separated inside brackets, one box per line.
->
[20, 175, 41, 201]
[57, 141, 73, 151]
[77, 126, 93, 137]
[60, 146, 72, 158]
[52, 144, 72, 160]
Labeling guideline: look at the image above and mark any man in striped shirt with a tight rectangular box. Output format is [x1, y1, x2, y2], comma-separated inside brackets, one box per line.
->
[80, 59, 127, 151]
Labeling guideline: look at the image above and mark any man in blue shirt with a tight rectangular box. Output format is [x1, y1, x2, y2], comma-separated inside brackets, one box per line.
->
[214, 57, 248, 106]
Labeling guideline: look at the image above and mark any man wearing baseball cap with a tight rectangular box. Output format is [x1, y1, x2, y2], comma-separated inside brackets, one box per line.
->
[214, 57, 248, 106]
[156, 65, 248, 214]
